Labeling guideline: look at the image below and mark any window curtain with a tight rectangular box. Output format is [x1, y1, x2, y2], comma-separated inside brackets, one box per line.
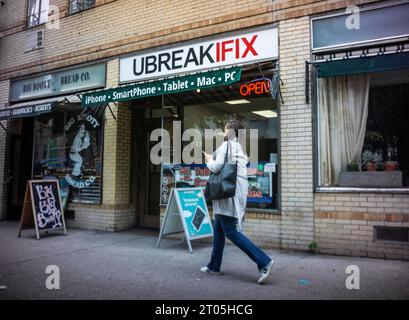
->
[40, 0, 50, 25]
[318, 74, 370, 186]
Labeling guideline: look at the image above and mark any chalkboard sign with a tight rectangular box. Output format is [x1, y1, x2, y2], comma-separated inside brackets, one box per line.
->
[157, 188, 213, 253]
[18, 180, 67, 240]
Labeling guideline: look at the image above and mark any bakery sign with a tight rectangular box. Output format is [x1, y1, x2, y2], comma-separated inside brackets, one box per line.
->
[120, 27, 278, 83]
[10, 63, 106, 102]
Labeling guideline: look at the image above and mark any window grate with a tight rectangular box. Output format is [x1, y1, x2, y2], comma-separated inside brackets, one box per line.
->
[375, 226, 409, 242]
[25, 30, 44, 52]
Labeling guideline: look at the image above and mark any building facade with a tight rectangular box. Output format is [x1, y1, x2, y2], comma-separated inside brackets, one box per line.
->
[0, 0, 408, 260]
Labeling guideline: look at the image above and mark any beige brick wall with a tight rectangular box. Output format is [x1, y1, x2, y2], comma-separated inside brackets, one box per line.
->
[315, 193, 409, 260]
[67, 203, 135, 231]
[102, 59, 119, 205]
[102, 58, 132, 206]
[159, 207, 281, 249]
[2, 0, 408, 263]
[0, 0, 271, 75]
[0, 0, 26, 32]
[0, 0, 381, 80]
[279, 16, 314, 251]
[68, 58, 134, 230]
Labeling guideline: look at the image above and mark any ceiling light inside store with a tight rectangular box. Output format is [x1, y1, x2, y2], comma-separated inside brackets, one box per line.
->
[251, 110, 277, 118]
[225, 99, 251, 105]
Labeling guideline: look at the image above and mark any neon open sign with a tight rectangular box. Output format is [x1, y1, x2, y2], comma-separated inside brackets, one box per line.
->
[239, 78, 271, 96]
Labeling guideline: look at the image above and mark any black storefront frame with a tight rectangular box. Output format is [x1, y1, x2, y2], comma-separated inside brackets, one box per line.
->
[152, 63, 282, 214]
[29, 104, 106, 205]
[310, 54, 409, 193]
[310, 1, 409, 193]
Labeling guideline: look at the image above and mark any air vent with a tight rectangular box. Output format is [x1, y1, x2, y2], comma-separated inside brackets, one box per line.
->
[25, 30, 44, 52]
[375, 226, 409, 242]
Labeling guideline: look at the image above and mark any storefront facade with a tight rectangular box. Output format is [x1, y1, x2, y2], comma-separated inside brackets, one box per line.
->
[0, 0, 408, 260]
[0, 63, 107, 220]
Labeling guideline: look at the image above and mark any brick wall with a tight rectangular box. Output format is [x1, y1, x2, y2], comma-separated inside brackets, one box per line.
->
[0, 0, 381, 80]
[315, 193, 409, 260]
[102, 58, 132, 206]
[67, 203, 135, 231]
[0, 0, 26, 33]
[159, 207, 282, 249]
[279, 16, 314, 251]
[3, 0, 408, 263]
[102, 59, 119, 205]
[66, 58, 135, 231]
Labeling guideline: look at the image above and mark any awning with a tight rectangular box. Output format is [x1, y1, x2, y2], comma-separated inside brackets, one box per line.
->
[315, 52, 409, 78]
[81, 67, 242, 108]
[0, 95, 81, 121]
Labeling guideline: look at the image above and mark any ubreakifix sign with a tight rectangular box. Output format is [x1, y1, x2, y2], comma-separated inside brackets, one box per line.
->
[120, 27, 278, 83]
[82, 67, 241, 107]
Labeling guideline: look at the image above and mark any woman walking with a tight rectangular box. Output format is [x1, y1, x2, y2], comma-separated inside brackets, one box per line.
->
[201, 119, 274, 284]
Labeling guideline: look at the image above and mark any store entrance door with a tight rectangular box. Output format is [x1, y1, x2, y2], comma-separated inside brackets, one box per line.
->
[7, 118, 34, 220]
[133, 108, 161, 229]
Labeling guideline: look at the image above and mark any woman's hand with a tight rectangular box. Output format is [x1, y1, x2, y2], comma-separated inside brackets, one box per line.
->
[203, 151, 213, 163]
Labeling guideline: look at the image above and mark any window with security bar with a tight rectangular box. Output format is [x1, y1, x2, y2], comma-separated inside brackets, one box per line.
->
[70, 0, 96, 14]
[27, 0, 49, 28]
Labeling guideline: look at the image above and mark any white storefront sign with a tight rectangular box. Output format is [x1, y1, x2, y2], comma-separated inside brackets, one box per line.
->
[10, 63, 106, 102]
[120, 27, 278, 83]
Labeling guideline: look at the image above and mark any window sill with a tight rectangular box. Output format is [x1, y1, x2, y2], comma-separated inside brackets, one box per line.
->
[316, 187, 409, 194]
[68, 6, 96, 17]
[245, 208, 281, 214]
[25, 22, 47, 30]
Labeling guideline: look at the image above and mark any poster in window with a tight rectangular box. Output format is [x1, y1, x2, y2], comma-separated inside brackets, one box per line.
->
[63, 110, 102, 202]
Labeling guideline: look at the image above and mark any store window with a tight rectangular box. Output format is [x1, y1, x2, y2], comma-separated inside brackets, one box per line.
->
[160, 63, 280, 210]
[33, 104, 104, 203]
[27, 0, 49, 27]
[312, 2, 409, 50]
[70, 0, 95, 14]
[317, 68, 409, 188]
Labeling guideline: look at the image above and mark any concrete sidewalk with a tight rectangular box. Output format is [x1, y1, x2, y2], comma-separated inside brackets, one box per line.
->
[0, 221, 408, 300]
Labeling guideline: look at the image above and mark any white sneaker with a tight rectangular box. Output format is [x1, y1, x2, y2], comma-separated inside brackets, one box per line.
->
[257, 259, 274, 284]
[200, 266, 220, 275]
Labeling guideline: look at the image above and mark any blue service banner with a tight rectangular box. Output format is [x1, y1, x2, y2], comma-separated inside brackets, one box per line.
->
[176, 189, 212, 239]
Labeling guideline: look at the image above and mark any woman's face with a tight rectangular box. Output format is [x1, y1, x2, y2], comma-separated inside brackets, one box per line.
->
[223, 126, 229, 137]
[224, 125, 235, 139]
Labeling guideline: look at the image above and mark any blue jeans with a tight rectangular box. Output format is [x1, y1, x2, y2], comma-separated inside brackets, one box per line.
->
[207, 214, 271, 272]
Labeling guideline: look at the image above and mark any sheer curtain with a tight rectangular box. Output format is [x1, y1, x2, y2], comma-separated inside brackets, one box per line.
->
[318, 74, 370, 186]
[28, 0, 39, 27]
[28, 0, 49, 26]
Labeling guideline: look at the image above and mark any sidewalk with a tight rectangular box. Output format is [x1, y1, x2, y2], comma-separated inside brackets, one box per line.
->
[0, 221, 408, 300]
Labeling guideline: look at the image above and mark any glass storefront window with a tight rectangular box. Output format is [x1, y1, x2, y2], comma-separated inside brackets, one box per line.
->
[159, 63, 280, 210]
[33, 104, 104, 203]
[317, 68, 409, 188]
[312, 2, 409, 50]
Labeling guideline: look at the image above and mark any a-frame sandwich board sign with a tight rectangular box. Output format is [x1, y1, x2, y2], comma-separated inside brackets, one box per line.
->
[157, 188, 213, 253]
[18, 180, 67, 240]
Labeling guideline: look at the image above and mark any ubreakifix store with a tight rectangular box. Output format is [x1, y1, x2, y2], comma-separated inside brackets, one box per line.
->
[83, 26, 280, 231]
[2, 63, 106, 220]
